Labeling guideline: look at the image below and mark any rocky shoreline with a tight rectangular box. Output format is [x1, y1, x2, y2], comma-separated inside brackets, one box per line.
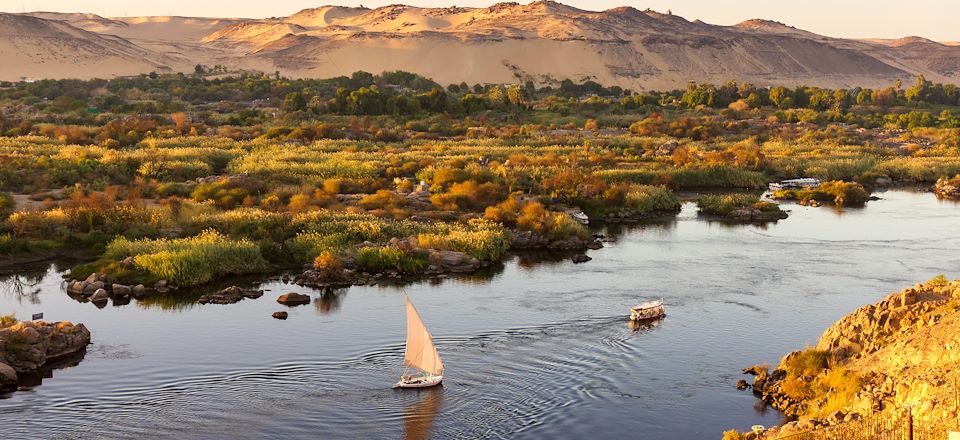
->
[736, 278, 960, 438]
[1, 319, 91, 393]
[66, 272, 174, 306]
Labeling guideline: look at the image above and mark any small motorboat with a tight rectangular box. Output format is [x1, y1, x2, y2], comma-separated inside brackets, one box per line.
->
[394, 296, 444, 389]
[630, 299, 665, 321]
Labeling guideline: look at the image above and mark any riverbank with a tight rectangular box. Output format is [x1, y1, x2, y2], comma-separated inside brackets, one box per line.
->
[737, 277, 960, 438]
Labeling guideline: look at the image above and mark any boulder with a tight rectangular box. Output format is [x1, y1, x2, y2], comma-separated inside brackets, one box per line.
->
[431, 250, 481, 273]
[272, 311, 289, 320]
[90, 289, 109, 302]
[81, 283, 99, 296]
[277, 292, 311, 306]
[736, 379, 750, 390]
[131, 284, 147, 299]
[66, 281, 85, 295]
[112, 284, 131, 297]
[0, 362, 16, 386]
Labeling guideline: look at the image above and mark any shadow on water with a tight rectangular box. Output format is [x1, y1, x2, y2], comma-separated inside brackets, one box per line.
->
[0, 347, 89, 399]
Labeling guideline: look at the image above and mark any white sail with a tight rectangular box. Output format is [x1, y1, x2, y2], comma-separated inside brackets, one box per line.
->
[403, 296, 444, 375]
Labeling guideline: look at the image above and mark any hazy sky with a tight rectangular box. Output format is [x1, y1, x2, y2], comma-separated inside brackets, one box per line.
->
[2, 0, 954, 41]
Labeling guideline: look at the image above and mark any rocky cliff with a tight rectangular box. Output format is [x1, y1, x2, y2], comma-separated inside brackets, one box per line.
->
[743, 277, 960, 436]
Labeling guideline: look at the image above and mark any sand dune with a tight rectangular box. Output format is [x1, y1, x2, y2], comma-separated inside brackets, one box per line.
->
[3, 1, 959, 88]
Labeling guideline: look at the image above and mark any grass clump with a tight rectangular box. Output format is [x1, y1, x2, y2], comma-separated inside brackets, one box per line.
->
[777, 348, 862, 417]
[414, 219, 509, 261]
[355, 246, 428, 273]
[100, 229, 270, 286]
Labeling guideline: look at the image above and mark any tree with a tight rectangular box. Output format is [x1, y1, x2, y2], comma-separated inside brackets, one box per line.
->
[769, 86, 789, 108]
[194, 64, 205, 75]
[905, 74, 931, 102]
[283, 92, 307, 112]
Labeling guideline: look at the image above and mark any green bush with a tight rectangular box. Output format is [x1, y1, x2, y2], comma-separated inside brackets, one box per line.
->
[103, 229, 270, 286]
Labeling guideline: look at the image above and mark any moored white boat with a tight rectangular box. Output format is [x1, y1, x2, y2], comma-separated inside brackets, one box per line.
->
[394, 296, 445, 389]
[630, 299, 665, 321]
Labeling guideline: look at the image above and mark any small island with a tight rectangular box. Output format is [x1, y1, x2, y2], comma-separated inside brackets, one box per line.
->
[696, 193, 788, 223]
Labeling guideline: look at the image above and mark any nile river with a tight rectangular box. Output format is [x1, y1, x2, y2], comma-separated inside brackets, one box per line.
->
[1, 189, 957, 439]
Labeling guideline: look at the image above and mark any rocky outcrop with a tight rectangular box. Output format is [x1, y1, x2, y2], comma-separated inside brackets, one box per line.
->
[198, 286, 264, 305]
[741, 278, 960, 436]
[0, 320, 91, 391]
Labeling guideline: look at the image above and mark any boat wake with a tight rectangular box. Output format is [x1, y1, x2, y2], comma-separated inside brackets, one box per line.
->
[2, 315, 656, 440]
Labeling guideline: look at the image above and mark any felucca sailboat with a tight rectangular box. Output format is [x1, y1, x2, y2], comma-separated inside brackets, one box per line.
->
[394, 296, 444, 388]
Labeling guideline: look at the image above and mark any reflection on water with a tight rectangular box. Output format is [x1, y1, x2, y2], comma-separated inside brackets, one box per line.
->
[0, 273, 43, 305]
[402, 388, 444, 440]
[315, 288, 346, 315]
[5, 348, 89, 396]
[0, 190, 958, 439]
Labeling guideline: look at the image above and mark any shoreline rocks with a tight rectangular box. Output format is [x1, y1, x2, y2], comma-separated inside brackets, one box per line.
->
[66, 273, 163, 305]
[1, 320, 91, 392]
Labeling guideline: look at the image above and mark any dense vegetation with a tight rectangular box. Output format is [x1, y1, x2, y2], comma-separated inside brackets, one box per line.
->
[2, 70, 959, 284]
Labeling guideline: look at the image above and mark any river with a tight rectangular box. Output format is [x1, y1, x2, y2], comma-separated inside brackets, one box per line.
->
[1, 189, 958, 439]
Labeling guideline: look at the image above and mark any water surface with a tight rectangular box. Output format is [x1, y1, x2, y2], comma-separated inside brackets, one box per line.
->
[1, 189, 957, 439]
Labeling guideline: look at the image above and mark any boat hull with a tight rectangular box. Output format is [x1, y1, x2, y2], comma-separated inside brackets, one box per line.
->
[393, 375, 443, 389]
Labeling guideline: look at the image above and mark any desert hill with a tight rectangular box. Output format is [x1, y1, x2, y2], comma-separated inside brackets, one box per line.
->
[0, 13, 176, 80]
[3, 1, 960, 89]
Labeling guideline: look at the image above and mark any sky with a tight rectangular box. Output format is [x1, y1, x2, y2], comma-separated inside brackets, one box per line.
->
[1, 0, 955, 41]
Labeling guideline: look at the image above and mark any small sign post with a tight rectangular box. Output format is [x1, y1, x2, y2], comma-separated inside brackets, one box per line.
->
[31, 313, 43, 321]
